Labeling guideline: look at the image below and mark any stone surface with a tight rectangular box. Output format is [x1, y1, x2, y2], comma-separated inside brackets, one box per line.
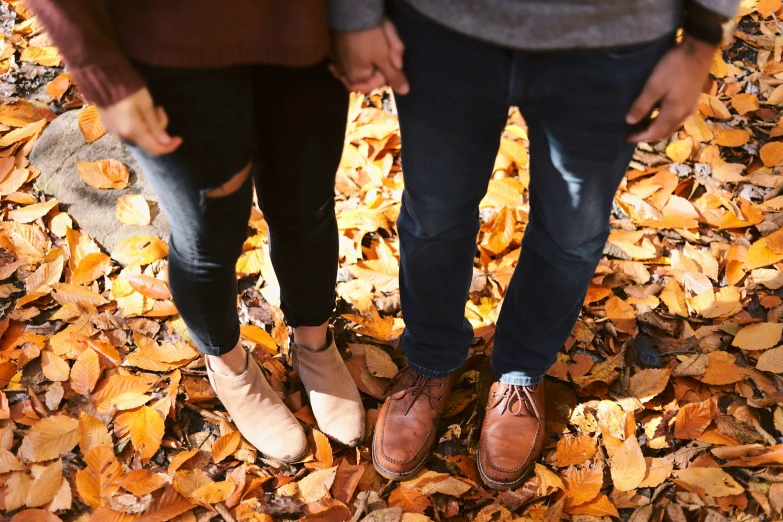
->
[30, 107, 169, 252]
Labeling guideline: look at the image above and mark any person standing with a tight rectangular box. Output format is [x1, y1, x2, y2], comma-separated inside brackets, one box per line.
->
[330, 0, 738, 488]
[26, 0, 365, 461]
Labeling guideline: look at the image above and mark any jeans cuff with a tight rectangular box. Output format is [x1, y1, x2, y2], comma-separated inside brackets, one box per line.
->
[494, 365, 544, 386]
[408, 360, 463, 380]
[190, 325, 241, 357]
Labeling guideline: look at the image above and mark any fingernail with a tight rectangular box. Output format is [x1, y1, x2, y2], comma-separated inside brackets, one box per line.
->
[398, 84, 410, 95]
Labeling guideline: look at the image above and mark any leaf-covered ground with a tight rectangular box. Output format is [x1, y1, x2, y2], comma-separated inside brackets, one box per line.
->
[4, 1, 783, 521]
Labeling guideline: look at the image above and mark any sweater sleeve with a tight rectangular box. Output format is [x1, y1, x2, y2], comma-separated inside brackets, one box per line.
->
[692, 0, 739, 18]
[327, 0, 385, 31]
[24, 0, 145, 107]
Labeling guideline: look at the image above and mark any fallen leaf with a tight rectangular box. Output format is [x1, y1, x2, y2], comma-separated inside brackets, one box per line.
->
[19, 46, 61, 66]
[78, 106, 106, 143]
[116, 194, 151, 226]
[8, 199, 57, 223]
[211, 431, 241, 463]
[77, 160, 130, 190]
[732, 322, 783, 350]
[18, 415, 79, 462]
[129, 406, 165, 463]
[75, 445, 122, 508]
[629, 368, 671, 403]
[674, 467, 743, 496]
[610, 437, 646, 491]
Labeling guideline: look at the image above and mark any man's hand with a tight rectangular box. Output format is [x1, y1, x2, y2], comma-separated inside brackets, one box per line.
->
[98, 88, 182, 156]
[626, 37, 716, 143]
[332, 18, 409, 95]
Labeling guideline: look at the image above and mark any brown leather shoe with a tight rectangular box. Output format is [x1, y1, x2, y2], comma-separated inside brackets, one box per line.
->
[478, 381, 545, 490]
[373, 368, 454, 480]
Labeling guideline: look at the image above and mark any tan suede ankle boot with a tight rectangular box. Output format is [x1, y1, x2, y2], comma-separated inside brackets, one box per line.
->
[291, 332, 365, 447]
[206, 351, 307, 462]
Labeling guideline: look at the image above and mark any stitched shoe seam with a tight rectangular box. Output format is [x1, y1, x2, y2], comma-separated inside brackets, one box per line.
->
[480, 420, 541, 474]
[379, 402, 437, 466]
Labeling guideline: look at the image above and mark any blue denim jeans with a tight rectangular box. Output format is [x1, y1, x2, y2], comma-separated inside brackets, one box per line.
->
[391, 0, 673, 385]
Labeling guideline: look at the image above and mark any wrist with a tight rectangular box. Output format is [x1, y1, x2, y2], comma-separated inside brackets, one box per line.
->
[681, 35, 719, 60]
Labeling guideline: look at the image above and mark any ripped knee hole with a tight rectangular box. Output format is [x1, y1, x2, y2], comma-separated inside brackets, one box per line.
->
[205, 162, 251, 198]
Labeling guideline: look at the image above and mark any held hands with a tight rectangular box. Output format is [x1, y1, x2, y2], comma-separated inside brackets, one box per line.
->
[97, 88, 182, 156]
[626, 37, 717, 143]
[331, 18, 409, 95]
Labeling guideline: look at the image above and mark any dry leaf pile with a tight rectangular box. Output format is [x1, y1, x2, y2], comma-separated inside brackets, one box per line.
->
[5, 1, 783, 521]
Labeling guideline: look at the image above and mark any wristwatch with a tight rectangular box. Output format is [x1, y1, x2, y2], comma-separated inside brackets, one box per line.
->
[683, 13, 724, 46]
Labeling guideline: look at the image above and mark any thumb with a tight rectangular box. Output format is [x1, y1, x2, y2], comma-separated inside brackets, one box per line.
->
[137, 95, 173, 145]
[382, 18, 405, 70]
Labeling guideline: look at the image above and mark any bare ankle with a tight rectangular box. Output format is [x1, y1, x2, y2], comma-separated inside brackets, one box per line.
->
[292, 322, 329, 351]
[208, 342, 248, 377]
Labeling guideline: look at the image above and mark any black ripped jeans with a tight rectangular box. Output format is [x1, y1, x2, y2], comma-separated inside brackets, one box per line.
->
[127, 61, 348, 356]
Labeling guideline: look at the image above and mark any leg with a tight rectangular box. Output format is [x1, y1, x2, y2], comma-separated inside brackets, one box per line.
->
[128, 63, 306, 461]
[492, 37, 676, 385]
[250, 61, 348, 350]
[372, 0, 510, 480]
[250, 61, 365, 447]
[392, 1, 510, 379]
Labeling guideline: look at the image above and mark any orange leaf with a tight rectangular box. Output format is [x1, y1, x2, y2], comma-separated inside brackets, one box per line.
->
[567, 495, 619, 517]
[71, 252, 112, 285]
[731, 93, 760, 115]
[715, 129, 750, 147]
[45, 73, 71, 102]
[629, 368, 671, 403]
[313, 428, 333, 468]
[10, 510, 63, 522]
[40, 350, 69, 382]
[0, 118, 46, 147]
[388, 486, 432, 514]
[77, 160, 129, 190]
[111, 236, 168, 266]
[563, 464, 603, 506]
[135, 485, 194, 522]
[126, 274, 171, 300]
[114, 469, 168, 496]
[732, 322, 783, 350]
[129, 406, 165, 463]
[665, 140, 692, 163]
[239, 325, 278, 355]
[168, 449, 199, 474]
[78, 106, 106, 143]
[116, 194, 151, 226]
[761, 142, 783, 167]
[211, 431, 241, 463]
[25, 459, 62, 507]
[78, 413, 112, 455]
[70, 347, 101, 395]
[605, 296, 636, 335]
[700, 351, 750, 385]
[19, 46, 61, 67]
[74, 445, 122, 508]
[674, 397, 717, 439]
[554, 435, 597, 467]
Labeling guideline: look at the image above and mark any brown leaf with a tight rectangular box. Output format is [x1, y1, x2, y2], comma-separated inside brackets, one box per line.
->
[26, 459, 62, 507]
[332, 460, 364, 504]
[211, 431, 241, 464]
[638, 457, 673, 488]
[18, 415, 79, 462]
[77, 160, 129, 189]
[757, 345, 783, 372]
[129, 406, 165, 463]
[116, 194, 151, 226]
[605, 296, 637, 335]
[700, 351, 750, 385]
[563, 463, 603, 506]
[389, 486, 432, 514]
[629, 368, 671, 403]
[167, 449, 199, 474]
[75, 445, 122, 508]
[674, 397, 717, 439]
[135, 485, 195, 522]
[78, 106, 106, 143]
[610, 437, 646, 491]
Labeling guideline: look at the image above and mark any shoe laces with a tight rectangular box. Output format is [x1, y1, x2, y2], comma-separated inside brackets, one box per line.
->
[492, 384, 541, 420]
[395, 372, 444, 415]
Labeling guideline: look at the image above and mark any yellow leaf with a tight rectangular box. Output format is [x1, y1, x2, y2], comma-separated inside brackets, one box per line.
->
[236, 248, 264, 276]
[18, 415, 79, 462]
[0, 118, 46, 147]
[673, 467, 743, 496]
[52, 283, 108, 307]
[665, 139, 692, 163]
[19, 46, 61, 67]
[610, 437, 646, 491]
[732, 322, 783, 350]
[70, 348, 101, 395]
[715, 128, 750, 147]
[660, 278, 688, 317]
[211, 431, 241, 464]
[49, 212, 72, 237]
[758, 345, 783, 373]
[74, 445, 122, 508]
[298, 466, 338, 504]
[77, 160, 129, 190]
[8, 199, 57, 223]
[191, 481, 235, 507]
[111, 235, 168, 266]
[116, 194, 151, 226]
[78, 106, 105, 143]
[698, 93, 731, 120]
[239, 324, 277, 355]
[364, 344, 398, 379]
[26, 247, 64, 293]
[129, 405, 164, 462]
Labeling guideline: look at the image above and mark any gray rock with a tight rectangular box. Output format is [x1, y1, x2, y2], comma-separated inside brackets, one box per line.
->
[29, 107, 169, 253]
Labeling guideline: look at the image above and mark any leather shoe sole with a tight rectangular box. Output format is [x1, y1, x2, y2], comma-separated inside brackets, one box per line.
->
[477, 450, 534, 490]
[372, 431, 432, 481]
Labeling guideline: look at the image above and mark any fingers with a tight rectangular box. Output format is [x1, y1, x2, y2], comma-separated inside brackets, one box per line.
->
[628, 97, 691, 143]
[382, 19, 405, 70]
[626, 78, 665, 126]
[125, 105, 181, 157]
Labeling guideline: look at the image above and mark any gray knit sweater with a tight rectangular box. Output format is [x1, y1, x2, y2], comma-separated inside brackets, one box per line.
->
[328, 0, 739, 50]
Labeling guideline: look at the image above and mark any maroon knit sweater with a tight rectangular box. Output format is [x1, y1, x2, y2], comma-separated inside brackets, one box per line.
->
[25, 0, 331, 107]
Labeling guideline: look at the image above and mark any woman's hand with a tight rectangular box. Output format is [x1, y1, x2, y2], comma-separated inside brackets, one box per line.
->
[97, 88, 182, 156]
